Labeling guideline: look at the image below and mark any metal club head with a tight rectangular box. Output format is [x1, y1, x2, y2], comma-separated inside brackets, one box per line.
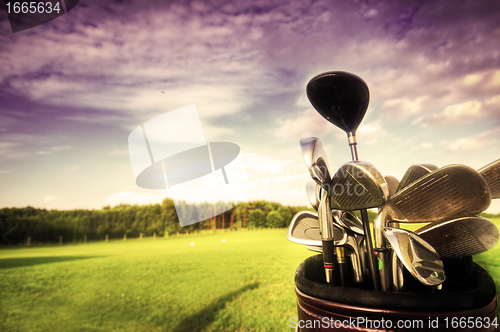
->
[374, 164, 492, 249]
[384, 227, 446, 287]
[332, 210, 364, 235]
[415, 216, 499, 258]
[300, 137, 332, 187]
[329, 161, 389, 210]
[374, 164, 491, 291]
[306, 181, 320, 210]
[287, 211, 326, 246]
[299, 221, 365, 284]
[478, 159, 500, 199]
[384, 175, 400, 198]
[396, 164, 438, 193]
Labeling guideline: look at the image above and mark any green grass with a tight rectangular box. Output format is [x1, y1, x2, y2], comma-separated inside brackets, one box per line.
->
[1, 223, 500, 332]
[0, 229, 312, 332]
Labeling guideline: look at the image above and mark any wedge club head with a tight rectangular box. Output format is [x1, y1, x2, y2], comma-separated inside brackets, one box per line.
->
[384, 227, 445, 287]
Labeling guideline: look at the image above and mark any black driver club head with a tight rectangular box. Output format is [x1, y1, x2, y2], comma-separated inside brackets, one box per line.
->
[306, 71, 370, 138]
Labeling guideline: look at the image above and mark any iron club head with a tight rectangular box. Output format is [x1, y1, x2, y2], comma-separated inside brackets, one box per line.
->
[478, 159, 500, 199]
[415, 216, 499, 258]
[384, 175, 400, 198]
[300, 137, 332, 188]
[330, 161, 389, 210]
[396, 164, 438, 193]
[374, 164, 491, 291]
[306, 181, 320, 210]
[332, 210, 364, 235]
[374, 164, 492, 249]
[384, 227, 446, 287]
[291, 213, 365, 284]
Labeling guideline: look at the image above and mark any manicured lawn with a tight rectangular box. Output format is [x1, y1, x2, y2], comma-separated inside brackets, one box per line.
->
[1, 222, 499, 332]
[0, 229, 311, 332]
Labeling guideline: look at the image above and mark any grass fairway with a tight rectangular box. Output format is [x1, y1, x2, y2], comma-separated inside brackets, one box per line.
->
[0, 229, 312, 332]
[1, 224, 500, 332]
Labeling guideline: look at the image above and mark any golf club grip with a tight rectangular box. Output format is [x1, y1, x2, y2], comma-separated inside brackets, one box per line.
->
[336, 247, 347, 287]
[322, 240, 335, 284]
[360, 209, 379, 291]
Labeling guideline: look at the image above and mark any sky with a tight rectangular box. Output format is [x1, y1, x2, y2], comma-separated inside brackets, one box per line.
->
[1, 0, 500, 213]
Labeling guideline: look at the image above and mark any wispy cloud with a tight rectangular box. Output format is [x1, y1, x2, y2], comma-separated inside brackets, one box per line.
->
[412, 142, 434, 151]
[64, 165, 80, 172]
[414, 100, 484, 127]
[274, 108, 331, 139]
[440, 128, 500, 152]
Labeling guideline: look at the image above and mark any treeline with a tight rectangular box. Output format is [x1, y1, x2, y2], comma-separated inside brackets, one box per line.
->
[0, 198, 310, 245]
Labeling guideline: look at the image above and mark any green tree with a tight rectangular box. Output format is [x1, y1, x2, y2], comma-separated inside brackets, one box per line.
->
[248, 209, 265, 229]
[266, 210, 283, 228]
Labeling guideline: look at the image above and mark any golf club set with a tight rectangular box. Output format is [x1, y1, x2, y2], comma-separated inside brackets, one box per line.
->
[287, 71, 500, 293]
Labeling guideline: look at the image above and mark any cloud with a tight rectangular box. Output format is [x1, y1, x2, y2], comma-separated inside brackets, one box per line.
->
[274, 108, 332, 139]
[356, 120, 386, 145]
[483, 95, 500, 119]
[412, 142, 434, 151]
[440, 128, 500, 152]
[381, 97, 425, 122]
[414, 100, 483, 127]
[0, 134, 36, 159]
[64, 165, 80, 172]
[45, 196, 54, 201]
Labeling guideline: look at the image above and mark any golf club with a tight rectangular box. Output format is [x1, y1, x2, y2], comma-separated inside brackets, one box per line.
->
[391, 164, 437, 290]
[306, 181, 320, 210]
[415, 216, 499, 258]
[293, 224, 365, 284]
[384, 227, 446, 287]
[478, 159, 500, 199]
[332, 210, 364, 236]
[299, 137, 337, 284]
[396, 164, 438, 193]
[307, 71, 379, 290]
[300, 137, 332, 190]
[374, 164, 492, 290]
[287, 210, 343, 246]
[330, 161, 390, 210]
[384, 175, 400, 198]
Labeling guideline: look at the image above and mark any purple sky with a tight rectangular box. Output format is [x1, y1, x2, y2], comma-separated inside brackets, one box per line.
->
[1, 0, 500, 213]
